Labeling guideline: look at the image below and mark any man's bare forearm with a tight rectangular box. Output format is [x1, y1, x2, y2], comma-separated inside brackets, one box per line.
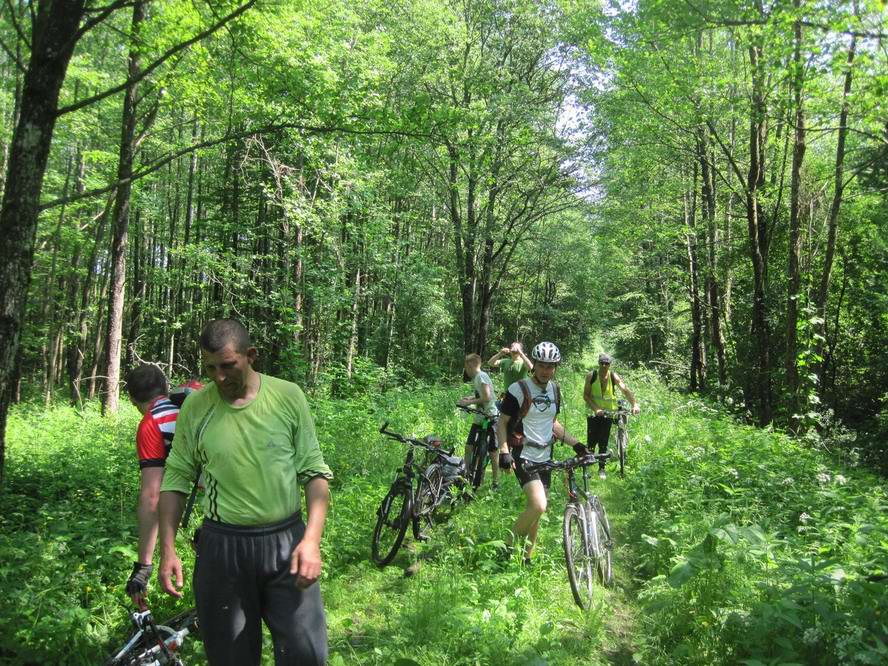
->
[303, 477, 330, 545]
[157, 491, 186, 554]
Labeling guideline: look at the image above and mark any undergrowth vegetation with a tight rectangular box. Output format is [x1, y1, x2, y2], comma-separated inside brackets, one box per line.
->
[1, 369, 885, 664]
[624, 373, 888, 665]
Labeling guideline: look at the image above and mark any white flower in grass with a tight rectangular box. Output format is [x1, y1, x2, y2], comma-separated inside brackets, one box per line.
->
[816, 472, 831, 485]
[644, 435, 652, 444]
[834, 474, 847, 485]
[728, 468, 740, 480]
[781, 477, 794, 486]
[803, 628, 819, 645]
[799, 512, 811, 524]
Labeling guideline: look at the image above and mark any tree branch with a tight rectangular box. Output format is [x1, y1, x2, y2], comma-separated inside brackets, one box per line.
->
[39, 121, 432, 210]
[57, 0, 257, 117]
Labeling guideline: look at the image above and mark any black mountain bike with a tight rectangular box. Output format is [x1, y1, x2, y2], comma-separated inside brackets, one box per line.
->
[603, 400, 631, 478]
[457, 404, 498, 489]
[525, 453, 614, 609]
[105, 607, 199, 666]
[371, 422, 467, 566]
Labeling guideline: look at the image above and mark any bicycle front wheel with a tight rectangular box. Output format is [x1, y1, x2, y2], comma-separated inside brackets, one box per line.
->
[617, 426, 627, 478]
[471, 444, 488, 489]
[589, 497, 614, 587]
[371, 483, 411, 566]
[563, 503, 594, 609]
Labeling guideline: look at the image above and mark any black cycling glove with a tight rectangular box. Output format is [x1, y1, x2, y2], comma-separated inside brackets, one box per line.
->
[125, 562, 153, 596]
[499, 452, 514, 470]
[573, 443, 590, 458]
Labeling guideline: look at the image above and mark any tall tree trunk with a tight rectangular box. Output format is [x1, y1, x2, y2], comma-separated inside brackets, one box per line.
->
[70, 196, 112, 404]
[447, 143, 475, 353]
[103, 0, 145, 415]
[685, 164, 706, 392]
[43, 152, 74, 405]
[815, 29, 857, 390]
[0, 0, 86, 482]
[345, 267, 362, 379]
[746, 41, 773, 425]
[88, 264, 111, 401]
[699, 126, 726, 387]
[125, 209, 145, 370]
[786, 3, 807, 419]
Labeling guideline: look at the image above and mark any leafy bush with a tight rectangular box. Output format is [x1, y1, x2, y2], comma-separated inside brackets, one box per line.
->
[624, 384, 888, 665]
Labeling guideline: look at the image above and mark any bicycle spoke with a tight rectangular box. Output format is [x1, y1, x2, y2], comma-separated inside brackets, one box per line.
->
[563, 503, 593, 609]
[371, 485, 411, 566]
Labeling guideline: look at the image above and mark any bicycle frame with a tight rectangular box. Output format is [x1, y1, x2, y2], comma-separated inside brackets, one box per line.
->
[456, 404, 498, 488]
[525, 453, 614, 607]
[106, 608, 196, 666]
[378, 423, 464, 535]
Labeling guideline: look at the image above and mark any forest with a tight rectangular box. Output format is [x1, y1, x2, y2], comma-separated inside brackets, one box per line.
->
[0, 0, 886, 664]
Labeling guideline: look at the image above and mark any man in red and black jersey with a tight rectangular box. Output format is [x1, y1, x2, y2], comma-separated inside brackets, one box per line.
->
[124, 364, 202, 608]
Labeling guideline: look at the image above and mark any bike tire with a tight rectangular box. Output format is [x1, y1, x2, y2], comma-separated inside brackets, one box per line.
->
[415, 463, 445, 518]
[471, 442, 488, 490]
[371, 483, 411, 566]
[618, 426, 627, 478]
[589, 497, 614, 587]
[563, 503, 594, 609]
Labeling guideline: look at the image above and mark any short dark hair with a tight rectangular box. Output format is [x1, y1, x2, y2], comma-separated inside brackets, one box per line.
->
[199, 318, 251, 353]
[126, 364, 169, 403]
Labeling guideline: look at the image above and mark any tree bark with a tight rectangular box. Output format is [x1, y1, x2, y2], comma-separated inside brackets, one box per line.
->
[786, 3, 807, 419]
[102, 0, 145, 414]
[815, 30, 856, 390]
[0, 0, 86, 482]
[698, 126, 726, 387]
[746, 41, 773, 425]
[685, 163, 706, 392]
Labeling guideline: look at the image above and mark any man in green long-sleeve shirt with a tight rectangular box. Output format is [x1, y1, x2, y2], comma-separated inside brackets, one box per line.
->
[157, 319, 332, 666]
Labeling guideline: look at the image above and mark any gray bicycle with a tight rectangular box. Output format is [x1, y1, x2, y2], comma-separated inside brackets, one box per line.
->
[525, 452, 614, 609]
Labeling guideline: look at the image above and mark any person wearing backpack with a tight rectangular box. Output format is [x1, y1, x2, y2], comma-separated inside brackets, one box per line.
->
[123, 364, 203, 609]
[584, 353, 639, 480]
[496, 341, 587, 565]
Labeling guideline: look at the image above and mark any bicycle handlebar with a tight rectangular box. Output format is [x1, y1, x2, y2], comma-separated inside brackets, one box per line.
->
[378, 421, 455, 459]
[524, 452, 611, 475]
[455, 404, 497, 420]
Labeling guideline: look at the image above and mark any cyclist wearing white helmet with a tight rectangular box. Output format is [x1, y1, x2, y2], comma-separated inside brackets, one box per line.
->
[496, 341, 586, 565]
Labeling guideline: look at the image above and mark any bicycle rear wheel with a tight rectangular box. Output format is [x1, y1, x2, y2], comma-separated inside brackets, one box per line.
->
[563, 503, 593, 609]
[371, 483, 411, 566]
[589, 497, 614, 587]
[415, 463, 444, 517]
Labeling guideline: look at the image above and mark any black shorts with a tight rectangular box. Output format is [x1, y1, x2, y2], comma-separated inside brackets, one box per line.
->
[466, 423, 498, 452]
[514, 455, 552, 490]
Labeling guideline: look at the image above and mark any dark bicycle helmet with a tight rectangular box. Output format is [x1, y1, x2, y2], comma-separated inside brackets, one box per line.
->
[531, 341, 561, 363]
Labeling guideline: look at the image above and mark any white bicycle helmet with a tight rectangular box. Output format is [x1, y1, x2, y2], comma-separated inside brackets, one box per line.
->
[531, 341, 561, 363]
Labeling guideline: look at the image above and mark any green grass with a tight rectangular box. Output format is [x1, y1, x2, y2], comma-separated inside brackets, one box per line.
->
[1, 369, 885, 664]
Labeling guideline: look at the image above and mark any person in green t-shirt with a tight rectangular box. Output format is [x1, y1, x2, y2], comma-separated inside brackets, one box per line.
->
[157, 319, 332, 666]
[487, 342, 534, 396]
[458, 353, 501, 489]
